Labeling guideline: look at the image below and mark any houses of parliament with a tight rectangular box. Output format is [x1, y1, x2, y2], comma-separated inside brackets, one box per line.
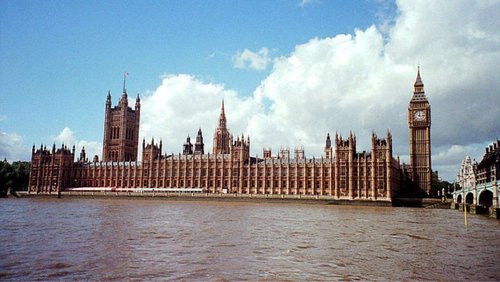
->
[28, 69, 432, 200]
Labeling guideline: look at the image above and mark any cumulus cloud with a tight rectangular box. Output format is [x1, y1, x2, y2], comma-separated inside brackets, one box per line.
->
[431, 141, 493, 181]
[27, 0, 496, 181]
[55, 127, 76, 145]
[233, 48, 271, 71]
[139, 0, 499, 182]
[140, 74, 258, 155]
[54, 127, 101, 161]
[0, 131, 29, 161]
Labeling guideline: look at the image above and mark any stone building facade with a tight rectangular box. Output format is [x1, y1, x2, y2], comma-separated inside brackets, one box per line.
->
[453, 140, 499, 209]
[29, 144, 75, 193]
[29, 70, 431, 200]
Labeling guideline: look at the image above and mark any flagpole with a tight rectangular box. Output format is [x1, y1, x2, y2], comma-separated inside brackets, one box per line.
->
[123, 71, 128, 93]
[464, 201, 468, 228]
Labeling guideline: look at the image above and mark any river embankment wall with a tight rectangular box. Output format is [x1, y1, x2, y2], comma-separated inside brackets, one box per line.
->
[18, 191, 448, 208]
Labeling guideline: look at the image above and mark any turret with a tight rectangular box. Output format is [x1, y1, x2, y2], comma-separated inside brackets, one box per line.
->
[120, 91, 128, 109]
[79, 146, 87, 163]
[194, 128, 204, 154]
[294, 147, 305, 160]
[106, 91, 112, 109]
[231, 133, 250, 161]
[279, 148, 290, 160]
[183, 135, 193, 155]
[263, 148, 272, 159]
[324, 133, 333, 159]
[142, 138, 161, 162]
[135, 94, 141, 112]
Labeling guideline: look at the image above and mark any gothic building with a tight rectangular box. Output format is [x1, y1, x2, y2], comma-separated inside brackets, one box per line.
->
[29, 70, 432, 199]
[408, 68, 432, 194]
[102, 86, 140, 162]
[212, 100, 231, 154]
[453, 140, 499, 208]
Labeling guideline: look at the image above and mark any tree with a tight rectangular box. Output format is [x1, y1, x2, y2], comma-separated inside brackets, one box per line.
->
[431, 170, 453, 197]
[11, 161, 30, 191]
[0, 160, 30, 197]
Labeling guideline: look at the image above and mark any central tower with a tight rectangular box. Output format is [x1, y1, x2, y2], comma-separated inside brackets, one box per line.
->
[408, 68, 432, 194]
[102, 80, 140, 162]
[212, 100, 231, 154]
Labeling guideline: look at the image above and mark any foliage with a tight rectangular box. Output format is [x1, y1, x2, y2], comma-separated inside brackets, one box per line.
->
[0, 159, 30, 197]
[431, 171, 453, 197]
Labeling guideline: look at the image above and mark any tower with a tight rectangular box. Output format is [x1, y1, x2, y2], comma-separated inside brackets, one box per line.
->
[183, 136, 193, 155]
[408, 68, 432, 194]
[232, 135, 250, 162]
[212, 100, 231, 154]
[102, 76, 141, 162]
[324, 133, 332, 159]
[194, 128, 205, 155]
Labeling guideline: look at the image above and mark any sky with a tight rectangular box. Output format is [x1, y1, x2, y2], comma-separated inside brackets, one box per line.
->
[1, 0, 499, 182]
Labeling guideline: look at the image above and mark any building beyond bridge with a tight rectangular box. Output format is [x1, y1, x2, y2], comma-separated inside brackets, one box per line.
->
[29, 70, 433, 201]
[453, 140, 499, 215]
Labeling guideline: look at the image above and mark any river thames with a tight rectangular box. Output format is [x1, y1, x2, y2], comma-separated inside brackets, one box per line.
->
[1, 197, 499, 281]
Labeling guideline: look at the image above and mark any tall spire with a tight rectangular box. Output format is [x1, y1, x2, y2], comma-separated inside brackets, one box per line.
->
[106, 91, 112, 108]
[411, 67, 427, 102]
[414, 65, 423, 87]
[213, 99, 231, 154]
[218, 99, 226, 128]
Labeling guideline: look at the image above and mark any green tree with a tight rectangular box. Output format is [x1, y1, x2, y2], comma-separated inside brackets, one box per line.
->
[11, 161, 30, 191]
[0, 159, 13, 197]
[0, 160, 30, 197]
[431, 171, 452, 197]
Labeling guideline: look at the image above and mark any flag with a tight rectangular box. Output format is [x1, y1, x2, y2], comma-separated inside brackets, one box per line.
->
[124, 71, 129, 77]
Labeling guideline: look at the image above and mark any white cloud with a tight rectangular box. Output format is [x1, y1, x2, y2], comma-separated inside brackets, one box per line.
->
[140, 74, 258, 156]
[53, 127, 101, 161]
[0, 131, 29, 161]
[29, 0, 497, 183]
[55, 127, 76, 145]
[431, 142, 492, 181]
[233, 48, 271, 71]
[299, 0, 318, 8]
[139, 0, 499, 182]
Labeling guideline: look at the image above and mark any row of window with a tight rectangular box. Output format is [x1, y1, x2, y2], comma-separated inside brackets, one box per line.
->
[75, 166, 387, 179]
[109, 127, 136, 141]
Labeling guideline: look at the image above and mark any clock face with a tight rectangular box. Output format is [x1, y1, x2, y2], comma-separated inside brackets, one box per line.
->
[414, 110, 425, 121]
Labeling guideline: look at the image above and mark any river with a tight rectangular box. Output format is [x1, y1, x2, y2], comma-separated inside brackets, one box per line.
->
[1, 197, 499, 281]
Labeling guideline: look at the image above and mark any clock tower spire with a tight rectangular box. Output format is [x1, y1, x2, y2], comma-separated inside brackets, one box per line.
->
[408, 67, 432, 195]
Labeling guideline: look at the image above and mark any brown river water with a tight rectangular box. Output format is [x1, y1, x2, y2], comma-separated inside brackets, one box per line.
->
[1, 197, 499, 281]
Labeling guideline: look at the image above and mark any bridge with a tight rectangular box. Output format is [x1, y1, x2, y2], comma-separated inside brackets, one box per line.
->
[452, 147, 500, 218]
[452, 180, 499, 217]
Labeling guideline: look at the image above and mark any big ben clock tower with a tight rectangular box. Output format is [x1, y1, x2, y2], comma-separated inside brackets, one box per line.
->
[408, 68, 432, 195]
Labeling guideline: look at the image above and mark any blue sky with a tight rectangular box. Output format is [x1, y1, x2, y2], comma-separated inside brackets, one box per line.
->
[1, 0, 499, 182]
[1, 0, 382, 141]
